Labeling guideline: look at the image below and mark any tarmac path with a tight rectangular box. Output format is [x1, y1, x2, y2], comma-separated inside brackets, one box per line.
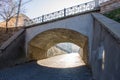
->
[0, 53, 93, 80]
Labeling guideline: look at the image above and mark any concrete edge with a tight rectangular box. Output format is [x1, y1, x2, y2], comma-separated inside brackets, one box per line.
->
[24, 8, 100, 29]
[0, 29, 25, 52]
[92, 13, 120, 44]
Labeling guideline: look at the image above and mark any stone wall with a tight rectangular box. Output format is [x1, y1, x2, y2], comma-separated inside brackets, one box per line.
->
[28, 28, 89, 64]
[91, 13, 120, 80]
[25, 13, 94, 64]
[100, 0, 120, 13]
[0, 29, 26, 69]
[47, 46, 67, 58]
[28, 45, 68, 60]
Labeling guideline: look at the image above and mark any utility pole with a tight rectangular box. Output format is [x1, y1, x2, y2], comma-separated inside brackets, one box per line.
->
[15, 0, 31, 28]
[15, 0, 22, 28]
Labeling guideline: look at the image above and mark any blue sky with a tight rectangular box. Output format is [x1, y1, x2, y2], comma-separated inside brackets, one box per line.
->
[24, 0, 93, 19]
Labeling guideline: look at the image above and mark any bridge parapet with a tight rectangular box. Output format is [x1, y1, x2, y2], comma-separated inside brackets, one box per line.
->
[91, 13, 120, 80]
[24, 0, 109, 26]
[24, 1, 95, 26]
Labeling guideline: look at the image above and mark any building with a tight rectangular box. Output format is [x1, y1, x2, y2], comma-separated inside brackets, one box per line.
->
[0, 14, 30, 28]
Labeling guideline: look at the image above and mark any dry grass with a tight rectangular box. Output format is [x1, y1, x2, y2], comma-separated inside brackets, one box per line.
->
[0, 27, 22, 46]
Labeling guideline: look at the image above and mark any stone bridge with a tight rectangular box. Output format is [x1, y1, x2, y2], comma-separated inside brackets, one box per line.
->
[25, 13, 93, 64]
[0, 0, 120, 80]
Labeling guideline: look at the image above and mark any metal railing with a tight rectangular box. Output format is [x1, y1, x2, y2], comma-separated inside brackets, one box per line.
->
[24, 0, 110, 26]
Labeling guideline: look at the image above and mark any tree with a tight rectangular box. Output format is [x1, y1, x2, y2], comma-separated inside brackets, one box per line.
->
[15, 0, 32, 28]
[0, 0, 32, 32]
[0, 0, 18, 32]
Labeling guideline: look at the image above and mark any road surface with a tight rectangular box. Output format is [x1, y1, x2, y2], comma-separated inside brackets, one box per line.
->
[0, 53, 93, 80]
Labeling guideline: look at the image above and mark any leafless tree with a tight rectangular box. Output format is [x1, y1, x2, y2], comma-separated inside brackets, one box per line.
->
[0, 0, 18, 32]
[15, 0, 32, 28]
[0, 0, 32, 32]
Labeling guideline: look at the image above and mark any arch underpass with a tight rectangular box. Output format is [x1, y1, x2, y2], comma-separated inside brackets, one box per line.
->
[28, 28, 89, 64]
[1, 0, 120, 79]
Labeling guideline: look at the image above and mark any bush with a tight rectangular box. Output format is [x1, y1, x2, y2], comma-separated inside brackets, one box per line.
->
[104, 8, 120, 23]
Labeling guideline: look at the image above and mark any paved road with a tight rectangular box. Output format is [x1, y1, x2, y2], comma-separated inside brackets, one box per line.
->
[37, 53, 86, 68]
[0, 53, 93, 80]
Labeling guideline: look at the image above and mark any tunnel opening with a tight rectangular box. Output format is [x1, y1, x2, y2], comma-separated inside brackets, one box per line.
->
[28, 28, 89, 66]
[36, 42, 85, 68]
[46, 42, 80, 57]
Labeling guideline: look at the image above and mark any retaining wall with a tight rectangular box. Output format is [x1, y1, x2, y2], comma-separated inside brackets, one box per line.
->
[91, 13, 120, 80]
[0, 29, 26, 69]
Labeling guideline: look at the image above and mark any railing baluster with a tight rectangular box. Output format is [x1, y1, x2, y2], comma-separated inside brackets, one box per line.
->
[42, 15, 44, 22]
[64, 8, 66, 17]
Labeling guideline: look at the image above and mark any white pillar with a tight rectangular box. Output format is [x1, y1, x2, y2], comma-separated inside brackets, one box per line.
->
[95, 0, 99, 7]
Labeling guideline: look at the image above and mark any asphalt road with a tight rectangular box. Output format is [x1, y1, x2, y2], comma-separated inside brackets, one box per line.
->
[0, 53, 93, 80]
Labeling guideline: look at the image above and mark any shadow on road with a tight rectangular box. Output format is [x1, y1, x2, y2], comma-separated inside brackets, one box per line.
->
[0, 61, 93, 80]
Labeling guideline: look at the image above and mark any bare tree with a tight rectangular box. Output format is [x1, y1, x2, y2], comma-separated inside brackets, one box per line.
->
[15, 0, 32, 28]
[0, 0, 32, 32]
[0, 0, 18, 32]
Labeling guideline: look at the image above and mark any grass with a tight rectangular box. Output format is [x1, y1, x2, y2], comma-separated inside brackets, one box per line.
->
[104, 8, 120, 23]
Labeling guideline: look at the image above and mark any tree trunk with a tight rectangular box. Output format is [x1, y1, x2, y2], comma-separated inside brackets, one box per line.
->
[5, 20, 8, 33]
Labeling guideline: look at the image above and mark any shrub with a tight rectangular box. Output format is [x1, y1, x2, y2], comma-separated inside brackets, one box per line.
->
[104, 8, 120, 23]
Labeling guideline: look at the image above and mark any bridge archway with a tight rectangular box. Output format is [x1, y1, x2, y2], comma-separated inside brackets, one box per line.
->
[28, 28, 89, 64]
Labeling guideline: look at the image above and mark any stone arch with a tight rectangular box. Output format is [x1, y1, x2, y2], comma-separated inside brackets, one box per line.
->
[28, 28, 89, 64]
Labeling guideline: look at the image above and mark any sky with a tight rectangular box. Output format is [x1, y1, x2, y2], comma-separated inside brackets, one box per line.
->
[24, 0, 93, 19]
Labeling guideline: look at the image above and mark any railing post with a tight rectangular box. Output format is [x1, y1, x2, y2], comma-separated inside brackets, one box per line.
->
[64, 8, 66, 17]
[42, 15, 44, 22]
[95, 0, 99, 8]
